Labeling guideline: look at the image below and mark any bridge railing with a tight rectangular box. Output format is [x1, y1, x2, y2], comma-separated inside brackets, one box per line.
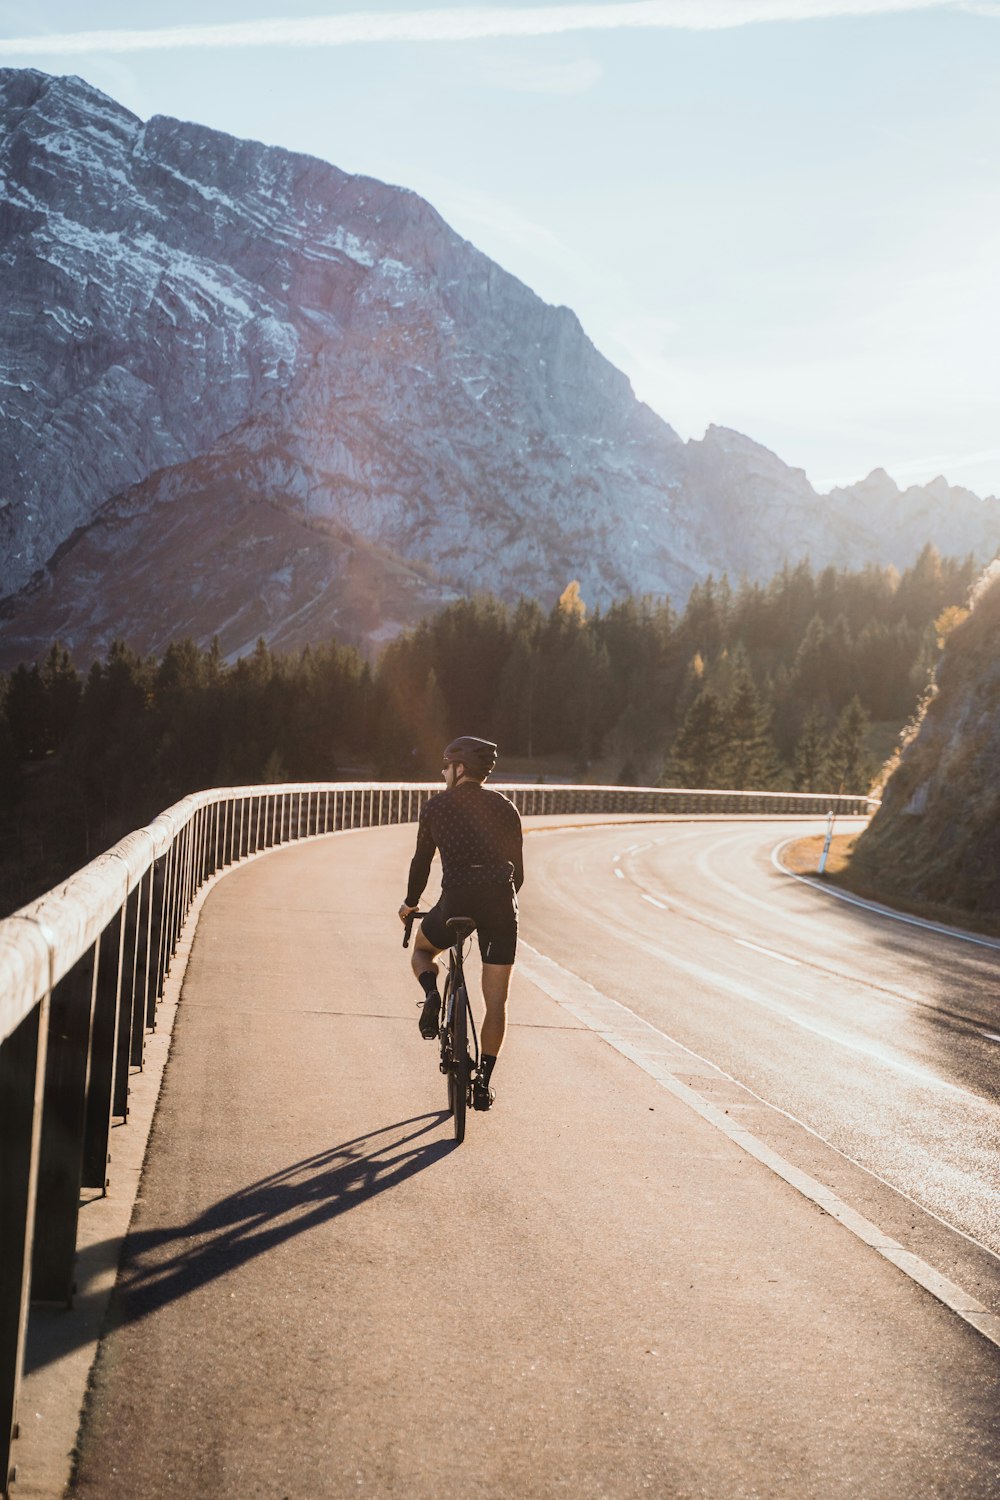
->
[0, 779, 873, 1494]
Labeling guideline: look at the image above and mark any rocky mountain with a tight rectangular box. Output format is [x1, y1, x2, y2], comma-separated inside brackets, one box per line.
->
[1, 68, 999, 668]
[851, 561, 1000, 926]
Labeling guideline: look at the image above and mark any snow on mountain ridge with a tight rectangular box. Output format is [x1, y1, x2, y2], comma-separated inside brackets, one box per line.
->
[0, 68, 998, 667]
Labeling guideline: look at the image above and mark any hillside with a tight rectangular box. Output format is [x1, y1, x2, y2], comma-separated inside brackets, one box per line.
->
[851, 563, 1000, 922]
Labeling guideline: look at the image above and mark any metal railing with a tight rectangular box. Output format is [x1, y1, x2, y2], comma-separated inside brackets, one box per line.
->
[0, 779, 873, 1493]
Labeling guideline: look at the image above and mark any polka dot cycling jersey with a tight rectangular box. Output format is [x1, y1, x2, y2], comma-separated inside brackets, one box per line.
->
[404, 780, 523, 907]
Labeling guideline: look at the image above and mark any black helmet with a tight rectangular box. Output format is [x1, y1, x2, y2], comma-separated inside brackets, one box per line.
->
[443, 736, 497, 778]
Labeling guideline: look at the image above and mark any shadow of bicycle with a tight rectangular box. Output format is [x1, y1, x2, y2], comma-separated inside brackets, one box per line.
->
[26, 1111, 454, 1372]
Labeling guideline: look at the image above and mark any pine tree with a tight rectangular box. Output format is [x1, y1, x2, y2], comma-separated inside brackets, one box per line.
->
[719, 655, 781, 789]
[4, 663, 47, 760]
[823, 696, 873, 793]
[666, 689, 725, 787]
[792, 705, 829, 791]
[40, 642, 81, 752]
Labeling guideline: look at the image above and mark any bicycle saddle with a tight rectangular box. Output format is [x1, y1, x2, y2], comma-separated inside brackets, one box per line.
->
[446, 916, 477, 941]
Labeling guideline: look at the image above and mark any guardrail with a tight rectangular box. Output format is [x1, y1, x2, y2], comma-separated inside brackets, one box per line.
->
[0, 779, 873, 1493]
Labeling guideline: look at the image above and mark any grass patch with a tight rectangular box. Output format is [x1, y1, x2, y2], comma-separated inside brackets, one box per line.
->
[780, 833, 1000, 940]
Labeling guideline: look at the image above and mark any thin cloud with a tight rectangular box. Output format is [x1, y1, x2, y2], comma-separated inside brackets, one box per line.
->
[483, 56, 604, 93]
[0, 2, 995, 57]
[848, 446, 1000, 485]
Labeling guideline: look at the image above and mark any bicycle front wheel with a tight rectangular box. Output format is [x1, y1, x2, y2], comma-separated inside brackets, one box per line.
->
[450, 981, 469, 1143]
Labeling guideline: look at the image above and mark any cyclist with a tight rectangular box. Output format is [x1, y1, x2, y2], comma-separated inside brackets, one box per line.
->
[398, 736, 523, 1112]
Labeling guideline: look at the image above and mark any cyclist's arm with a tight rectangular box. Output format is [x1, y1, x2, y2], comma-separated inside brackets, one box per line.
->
[404, 815, 436, 908]
[506, 807, 524, 892]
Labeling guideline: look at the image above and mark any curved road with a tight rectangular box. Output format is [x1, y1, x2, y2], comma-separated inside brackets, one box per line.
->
[54, 815, 1000, 1500]
[522, 816, 1000, 1259]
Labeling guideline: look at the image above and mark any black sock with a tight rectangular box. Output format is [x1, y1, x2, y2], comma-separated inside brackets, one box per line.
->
[418, 971, 439, 999]
[479, 1053, 497, 1085]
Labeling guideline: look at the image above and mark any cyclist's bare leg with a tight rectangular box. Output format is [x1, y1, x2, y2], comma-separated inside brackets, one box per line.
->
[480, 962, 513, 1057]
[411, 926, 442, 984]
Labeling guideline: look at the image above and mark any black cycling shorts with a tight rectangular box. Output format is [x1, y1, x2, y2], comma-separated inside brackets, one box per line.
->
[420, 882, 518, 966]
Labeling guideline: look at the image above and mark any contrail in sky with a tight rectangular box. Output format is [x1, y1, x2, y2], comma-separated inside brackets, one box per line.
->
[0, 1, 997, 57]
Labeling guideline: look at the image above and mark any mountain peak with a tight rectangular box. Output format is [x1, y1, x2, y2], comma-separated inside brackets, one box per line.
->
[1, 67, 999, 666]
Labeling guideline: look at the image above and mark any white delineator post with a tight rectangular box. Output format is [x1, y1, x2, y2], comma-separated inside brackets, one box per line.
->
[818, 811, 835, 874]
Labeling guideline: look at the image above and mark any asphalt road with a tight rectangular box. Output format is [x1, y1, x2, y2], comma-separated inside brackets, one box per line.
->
[522, 818, 1000, 1259]
[64, 818, 1000, 1500]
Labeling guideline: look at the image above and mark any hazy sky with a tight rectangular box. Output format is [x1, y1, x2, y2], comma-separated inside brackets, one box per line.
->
[2, 1, 998, 497]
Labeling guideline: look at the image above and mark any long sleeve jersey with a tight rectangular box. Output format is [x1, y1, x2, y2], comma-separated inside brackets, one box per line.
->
[405, 780, 524, 907]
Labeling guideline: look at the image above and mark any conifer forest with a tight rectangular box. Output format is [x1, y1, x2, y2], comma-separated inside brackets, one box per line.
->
[0, 546, 976, 916]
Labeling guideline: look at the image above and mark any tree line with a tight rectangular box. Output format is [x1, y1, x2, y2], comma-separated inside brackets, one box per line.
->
[0, 545, 977, 915]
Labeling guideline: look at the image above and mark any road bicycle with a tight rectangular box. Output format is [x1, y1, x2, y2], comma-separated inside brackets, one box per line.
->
[403, 911, 480, 1143]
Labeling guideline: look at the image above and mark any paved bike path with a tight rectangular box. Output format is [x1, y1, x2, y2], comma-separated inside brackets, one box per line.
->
[66, 826, 1000, 1499]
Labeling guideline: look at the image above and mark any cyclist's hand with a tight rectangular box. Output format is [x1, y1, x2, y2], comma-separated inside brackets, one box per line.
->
[398, 902, 418, 925]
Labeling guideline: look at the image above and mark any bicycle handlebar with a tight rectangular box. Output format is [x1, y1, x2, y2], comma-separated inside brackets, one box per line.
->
[402, 911, 426, 948]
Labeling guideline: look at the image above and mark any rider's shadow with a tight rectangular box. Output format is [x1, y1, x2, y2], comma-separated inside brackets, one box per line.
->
[105, 1111, 455, 1330]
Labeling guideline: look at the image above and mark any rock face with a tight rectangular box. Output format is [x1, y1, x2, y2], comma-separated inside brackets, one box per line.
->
[1, 68, 999, 667]
[852, 562, 1000, 923]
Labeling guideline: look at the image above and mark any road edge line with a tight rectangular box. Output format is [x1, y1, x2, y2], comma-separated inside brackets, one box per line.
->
[519, 942, 1000, 1353]
[771, 841, 1000, 953]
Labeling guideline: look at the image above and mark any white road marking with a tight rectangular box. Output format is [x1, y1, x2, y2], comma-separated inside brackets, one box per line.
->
[772, 841, 1000, 953]
[556, 874, 975, 1100]
[614, 868, 625, 880]
[518, 942, 1000, 1352]
[641, 894, 669, 910]
[612, 853, 621, 863]
[735, 937, 801, 968]
[981, 1031, 1000, 1043]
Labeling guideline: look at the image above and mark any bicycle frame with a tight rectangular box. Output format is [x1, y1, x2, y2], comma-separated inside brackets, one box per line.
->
[403, 912, 479, 1142]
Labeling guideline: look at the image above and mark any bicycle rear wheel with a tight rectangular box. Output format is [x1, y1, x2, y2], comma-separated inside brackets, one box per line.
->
[449, 980, 469, 1143]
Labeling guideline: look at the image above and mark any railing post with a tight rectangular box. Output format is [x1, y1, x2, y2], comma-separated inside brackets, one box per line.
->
[199, 804, 208, 876]
[203, 802, 214, 879]
[162, 840, 179, 981]
[222, 800, 232, 866]
[30, 946, 100, 1305]
[112, 896, 135, 1122]
[0, 996, 49, 1498]
[144, 858, 165, 1029]
[155, 847, 174, 1006]
[185, 817, 196, 917]
[166, 834, 182, 972]
[82, 904, 127, 1186]
[187, 814, 199, 905]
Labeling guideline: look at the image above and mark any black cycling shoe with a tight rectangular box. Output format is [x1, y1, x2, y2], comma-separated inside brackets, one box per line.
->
[418, 993, 440, 1040]
[472, 1076, 495, 1111]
